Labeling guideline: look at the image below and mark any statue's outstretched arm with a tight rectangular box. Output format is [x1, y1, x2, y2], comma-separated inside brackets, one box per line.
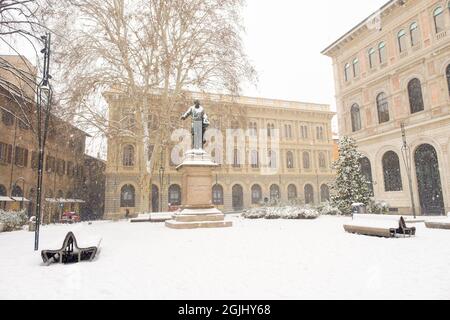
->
[181, 107, 192, 120]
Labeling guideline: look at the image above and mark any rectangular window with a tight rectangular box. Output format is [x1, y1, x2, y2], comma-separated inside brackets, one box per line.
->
[67, 162, 74, 177]
[14, 147, 28, 167]
[122, 107, 136, 130]
[31, 151, 38, 169]
[46, 156, 56, 173]
[57, 159, 66, 176]
[0, 142, 12, 164]
[316, 127, 324, 140]
[301, 126, 309, 139]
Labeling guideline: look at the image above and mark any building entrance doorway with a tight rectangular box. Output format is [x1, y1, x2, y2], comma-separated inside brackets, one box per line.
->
[415, 144, 445, 216]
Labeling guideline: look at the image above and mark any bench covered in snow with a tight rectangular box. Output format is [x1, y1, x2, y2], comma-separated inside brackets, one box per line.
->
[41, 232, 101, 265]
[344, 217, 416, 238]
[425, 215, 450, 230]
[130, 212, 173, 223]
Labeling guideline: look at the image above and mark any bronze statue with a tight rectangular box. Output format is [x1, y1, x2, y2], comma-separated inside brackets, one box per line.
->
[181, 100, 210, 150]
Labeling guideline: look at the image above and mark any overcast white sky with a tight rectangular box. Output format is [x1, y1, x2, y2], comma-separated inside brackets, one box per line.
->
[242, 0, 388, 122]
[1, 0, 389, 155]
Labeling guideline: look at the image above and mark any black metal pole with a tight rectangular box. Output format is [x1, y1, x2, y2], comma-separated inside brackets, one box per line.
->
[34, 33, 53, 251]
[400, 123, 417, 219]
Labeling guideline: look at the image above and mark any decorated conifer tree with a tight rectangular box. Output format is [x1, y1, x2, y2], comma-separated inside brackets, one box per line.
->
[329, 137, 370, 214]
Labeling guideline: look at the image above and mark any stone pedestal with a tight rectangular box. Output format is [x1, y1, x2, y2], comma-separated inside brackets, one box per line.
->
[165, 150, 233, 230]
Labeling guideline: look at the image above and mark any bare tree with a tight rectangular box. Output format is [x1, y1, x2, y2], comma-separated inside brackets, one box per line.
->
[0, 0, 47, 127]
[42, 0, 256, 212]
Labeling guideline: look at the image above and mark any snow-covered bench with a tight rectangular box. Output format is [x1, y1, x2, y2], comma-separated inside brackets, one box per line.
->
[425, 214, 450, 230]
[130, 212, 173, 223]
[344, 217, 416, 238]
[352, 214, 425, 224]
[41, 232, 101, 265]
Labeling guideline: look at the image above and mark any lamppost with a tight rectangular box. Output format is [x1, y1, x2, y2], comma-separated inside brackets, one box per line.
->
[400, 122, 417, 219]
[158, 146, 165, 213]
[34, 33, 53, 251]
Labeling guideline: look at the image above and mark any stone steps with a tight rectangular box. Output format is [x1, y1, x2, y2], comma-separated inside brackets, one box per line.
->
[165, 220, 233, 230]
[174, 214, 225, 223]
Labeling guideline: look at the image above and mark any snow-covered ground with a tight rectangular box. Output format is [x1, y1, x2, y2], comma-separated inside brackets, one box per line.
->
[1, 216, 450, 300]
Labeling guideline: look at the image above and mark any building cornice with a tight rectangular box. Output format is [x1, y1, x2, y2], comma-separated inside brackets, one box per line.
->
[321, 0, 405, 57]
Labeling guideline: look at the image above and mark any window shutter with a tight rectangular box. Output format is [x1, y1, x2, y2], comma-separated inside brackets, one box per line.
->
[24, 149, 28, 167]
[7, 145, 12, 163]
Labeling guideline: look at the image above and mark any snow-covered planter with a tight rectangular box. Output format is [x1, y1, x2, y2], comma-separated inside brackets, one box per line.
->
[296, 207, 320, 220]
[319, 202, 342, 216]
[368, 198, 390, 215]
[242, 206, 320, 220]
[242, 208, 267, 219]
[265, 207, 283, 219]
[0, 210, 28, 232]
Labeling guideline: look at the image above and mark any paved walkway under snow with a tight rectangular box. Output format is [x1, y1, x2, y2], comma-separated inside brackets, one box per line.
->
[1, 216, 449, 300]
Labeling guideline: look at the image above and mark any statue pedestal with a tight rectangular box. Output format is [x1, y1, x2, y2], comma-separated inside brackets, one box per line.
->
[165, 150, 233, 230]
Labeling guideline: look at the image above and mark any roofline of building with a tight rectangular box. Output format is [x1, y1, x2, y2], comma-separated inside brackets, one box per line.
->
[0, 83, 92, 138]
[321, 0, 398, 56]
[84, 154, 106, 164]
[103, 87, 334, 114]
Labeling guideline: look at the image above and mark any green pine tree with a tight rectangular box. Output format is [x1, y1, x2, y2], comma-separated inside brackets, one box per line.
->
[330, 137, 370, 214]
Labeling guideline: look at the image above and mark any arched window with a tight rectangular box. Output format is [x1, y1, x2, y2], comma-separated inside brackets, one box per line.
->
[433, 7, 445, 34]
[377, 92, 390, 123]
[383, 151, 403, 192]
[249, 122, 258, 136]
[397, 30, 407, 53]
[12, 186, 23, 197]
[232, 185, 244, 211]
[288, 184, 297, 201]
[286, 151, 294, 169]
[270, 184, 280, 201]
[212, 185, 224, 205]
[410, 22, 419, 47]
[251, 185, 262, 204]
[344, 63, 350, 81]
[121, 185, 135, 207]
[320, 185, 330, 203]
[319, 152, 327, 168]
[378, 42, 386, 64]
[368, 48, 376, 69]
[351, 104, 362, 132]
[446, 64, 450, 97]
[168, 185, 182, 206]
[123, 145, 135, 167]
[251, 150, 259, 169]
[303, 152, 310, 169]
[304, 185, 314, 204]
[359, 157, 374, 196]
[408, 78, 425, 114]
[352, 58, 360, 77]
[0, 184, 6, 196]
[151, 185, 159, 212]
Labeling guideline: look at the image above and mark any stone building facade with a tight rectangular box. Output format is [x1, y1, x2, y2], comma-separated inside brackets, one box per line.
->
[323, 0, 450, 215]
[0, 56, 89, 222]
[104, 92, 336, 217]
